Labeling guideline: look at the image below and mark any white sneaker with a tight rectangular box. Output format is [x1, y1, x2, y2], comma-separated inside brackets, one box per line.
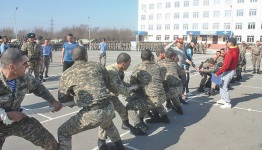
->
[216, 99, 226, 105]
[220, 103, 231, 109]
[186, 92, 193, 96]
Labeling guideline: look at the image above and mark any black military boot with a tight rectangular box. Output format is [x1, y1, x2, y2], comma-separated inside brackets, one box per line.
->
[165, 99, 171, 109]
[257, 69, 260, 74]
[210, 88, 216, 96]
[98, 139, 108, 150]
[45, 72, 49, 78]
[198, 85, 205, 92]
[160, 114, 170, 123]
[114, 140, 125, 150]
[179, 97, 188, 105]
[145, 114, 161, 123]
[253, 69, 256, 74]
[121, 120, 130, 130]
[175, 106, 183, 115]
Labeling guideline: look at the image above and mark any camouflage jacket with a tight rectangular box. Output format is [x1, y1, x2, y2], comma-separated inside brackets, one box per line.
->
[251, 45, 262, 56]
[58, 60, 118, 108]
[0, 72, 55, 112]
[106, 63, 131, 96]
[21, 42, 42, 61]
[130, 61, 165, 99]
[157, 59, 183, 95]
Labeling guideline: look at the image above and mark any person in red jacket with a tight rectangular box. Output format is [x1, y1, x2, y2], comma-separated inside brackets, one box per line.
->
[215, 38, 239, 109]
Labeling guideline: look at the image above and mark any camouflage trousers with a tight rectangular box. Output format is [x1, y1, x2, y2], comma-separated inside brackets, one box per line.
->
[236, 65, 242, 76]
[166, 86, 183, 107]
[58, 102, 121, 150]
[40, 56, 51, 75]
[98, 96, 128, 140]
[99, 53, 107, 67]
[199, 73, 211, 86]
[28, 60, 41, 80]
[252, 55, 261, 70]
[126, 94, 167, 125]
[0, 117, 58, 150]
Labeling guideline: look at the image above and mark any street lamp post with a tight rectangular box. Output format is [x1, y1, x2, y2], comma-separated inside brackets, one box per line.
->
[14, 7, 18, 40]
[88, 17, 91, 50]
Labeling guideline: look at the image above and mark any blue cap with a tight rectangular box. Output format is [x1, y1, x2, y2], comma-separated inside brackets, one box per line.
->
[228, 38, 236, 45]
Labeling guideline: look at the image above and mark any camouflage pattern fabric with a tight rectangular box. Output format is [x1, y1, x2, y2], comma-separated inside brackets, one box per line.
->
[58, 60, 121, 149]
[251, 45, 262, 70]
[238, 45, 247, 70]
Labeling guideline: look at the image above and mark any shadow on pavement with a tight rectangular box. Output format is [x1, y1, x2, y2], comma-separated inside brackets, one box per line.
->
[231, 93, 262, 108]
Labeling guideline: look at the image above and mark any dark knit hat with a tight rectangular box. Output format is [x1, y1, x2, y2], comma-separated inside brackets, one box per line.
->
[27, 33, 36, 38]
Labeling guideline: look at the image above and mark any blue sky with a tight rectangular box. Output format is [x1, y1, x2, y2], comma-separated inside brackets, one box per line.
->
[0, 0, 138, 31]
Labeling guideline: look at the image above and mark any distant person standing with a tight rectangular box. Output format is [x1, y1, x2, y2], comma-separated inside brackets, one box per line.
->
[0, 36, 10, 54]
[238, 41, 247, 72]
[215, 38, 239, 109]
[61, 34, 79, 72]
[41, 39, 52, 78]
[99, 38, 108, 67]
[251, 40, 262, 74]
[21, 33, 42, 81]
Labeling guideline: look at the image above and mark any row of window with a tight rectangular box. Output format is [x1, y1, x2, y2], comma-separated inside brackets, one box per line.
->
[141, 9, 256, 20]
[141, 22, 260, 30]
[153, 35, 262, 43]
[142, 0, 257, 10]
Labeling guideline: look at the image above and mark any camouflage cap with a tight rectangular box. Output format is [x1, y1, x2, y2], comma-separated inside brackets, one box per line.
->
[27, 33, 36, 38]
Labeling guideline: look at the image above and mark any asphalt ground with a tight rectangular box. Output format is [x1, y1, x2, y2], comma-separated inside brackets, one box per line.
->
[2, 49, 262, 150]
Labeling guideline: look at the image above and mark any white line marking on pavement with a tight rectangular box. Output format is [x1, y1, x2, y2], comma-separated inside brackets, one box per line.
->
[45, 83, 59, 87]
[239, 85, 262, 89]
[40, 110, 78, 123]
[37, 113, 53, 120]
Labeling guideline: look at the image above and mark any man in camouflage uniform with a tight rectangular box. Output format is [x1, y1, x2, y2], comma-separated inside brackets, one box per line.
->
[57, 46, 125, 150]
[238, 41, 247, 72]
[0, 48, 62, 150]
[21, 33, 42, 81]
[157, 50, 184, 115]
[103, 52, 144, 136]
[235, 46, 245, 81]
[126, 49, 169, 134]
[251, 41, 262, 74]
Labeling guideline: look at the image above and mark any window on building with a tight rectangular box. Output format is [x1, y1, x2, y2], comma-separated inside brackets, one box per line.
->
[193, 23, 198, 29]
[203, 23, 209, 29]
[237, 10, 244, 16]
[156, 35, 161, 41]
[247, 35, 254, 42]
[214, 0, 220, 5]
[225, 0, 232, 4]
[202, 36, 207, 41]
[248, 22, 255, 29]
[174, 1, 180, 7]
[203, 11, 209, 18]
[165, 24, 170, 30]
[149, 14, 153, 20]
[174, 13, 179, 19]
[223, 36, 229, 42]
[193, 0, 199, 6]
[184, 1, 189, 7]
[249, 9, 257, 16]
[149, 4, 154, 9]
[183, 35, 188, 41]
[157, 24, 162, 30]
[174, 24, 179, 30]
[224, 23, 231, 29]
[250, 0, 257, 2]
[235, 35, 242, 42]
[214, 11, 220, 17]
[157, 14, 162, 20]
[141, 4, 146, 11]
[237, 0, 244, 3]
[235, 23, 242, 29]
[141, 25, 145, 30]
[149, 25, 153, 30]
[183, 24, 188, 30]
[225, 10, 232, 17]
[173, 35, 179, 40]
[203, 0, 209, 6]
[260, 36, 262, 42]
[165, 13, 170, 19]
[166, 2, 171, 8]
[157, 3, 162, 9]
[141, 15, 146, 20]
[213, 23, 219, 29]
[193, 12, 199, 18]
[165, 35, 170, 41]
[183, 12, 189, 18]
[261, 22, 262, 29]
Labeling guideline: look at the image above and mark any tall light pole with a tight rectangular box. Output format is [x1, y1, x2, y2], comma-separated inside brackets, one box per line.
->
[88, 17, 91, 50]
[14, 7, 18, 40]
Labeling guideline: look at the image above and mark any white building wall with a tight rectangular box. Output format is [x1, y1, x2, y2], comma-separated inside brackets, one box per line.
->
[137, 0, 262, 44]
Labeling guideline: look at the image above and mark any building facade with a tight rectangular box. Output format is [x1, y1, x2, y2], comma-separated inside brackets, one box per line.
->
[137, 0, 262, 44]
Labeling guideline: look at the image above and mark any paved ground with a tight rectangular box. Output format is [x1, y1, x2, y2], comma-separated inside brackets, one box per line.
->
[3, 49, 262, 150]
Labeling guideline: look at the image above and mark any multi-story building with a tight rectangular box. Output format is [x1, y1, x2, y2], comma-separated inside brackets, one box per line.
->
[136, 0, 262, 44]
